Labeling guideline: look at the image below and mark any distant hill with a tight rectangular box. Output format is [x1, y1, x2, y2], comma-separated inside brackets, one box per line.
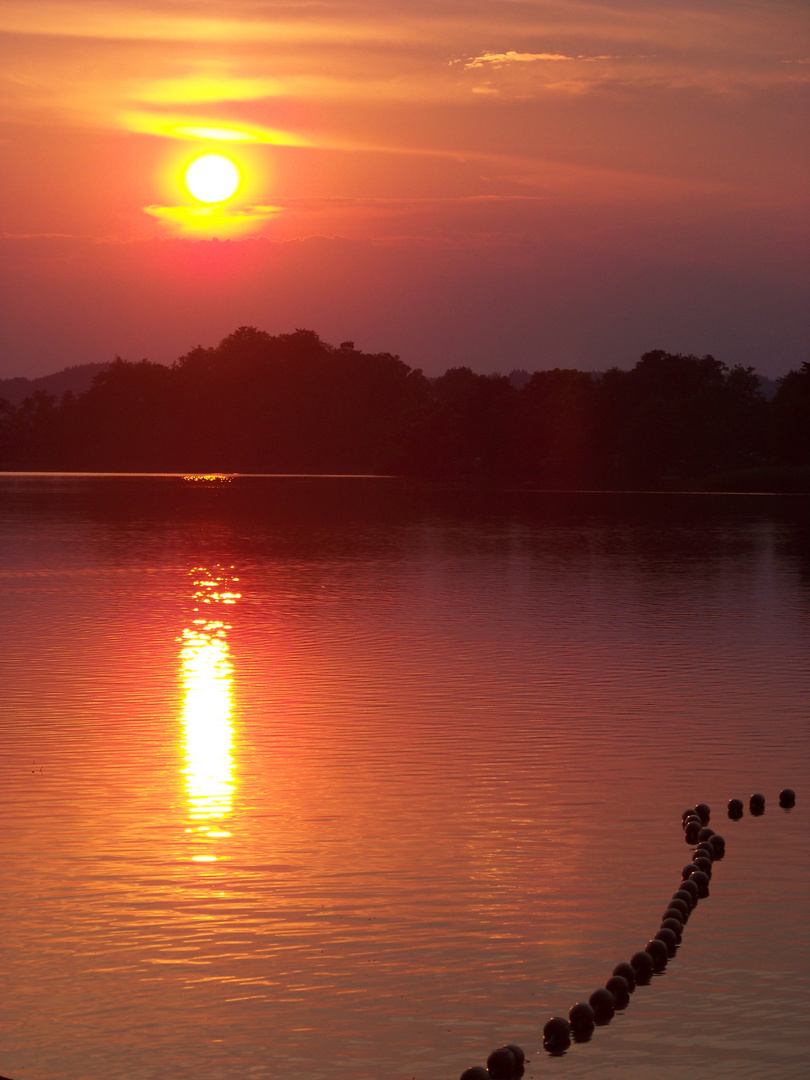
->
[0, 362, 111, 405]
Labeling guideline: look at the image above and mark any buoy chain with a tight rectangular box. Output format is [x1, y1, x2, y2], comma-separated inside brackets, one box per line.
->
[457, 788, 796, 1079]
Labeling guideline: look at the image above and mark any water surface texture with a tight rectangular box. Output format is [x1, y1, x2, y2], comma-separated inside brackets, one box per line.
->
[1, 475, 809, 1080]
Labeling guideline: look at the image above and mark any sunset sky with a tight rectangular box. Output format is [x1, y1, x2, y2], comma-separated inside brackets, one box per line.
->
[1, 0, 807, 378]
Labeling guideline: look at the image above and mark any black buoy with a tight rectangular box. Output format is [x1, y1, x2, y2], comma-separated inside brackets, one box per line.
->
[663, 907, 685, 929]
[486, 1046, 515, 1079]
[672, 889, 695, 915]
[682, 807, 696, 822]
[695, 840, 715, 859]
[684, 820, 701, 843]
[695, 803, 711, 825]
[589, 987, 615, 1024]
[612, 961, 636, 991]
[690, 869, 710, 898]
[569, 1001, 595, 1041]
[727, 797, 744, 819]
[460, 1068, 489, 1080]
[779, 788, 796, 808]
[707, 834, 725, 856]
[682, 863, 697, 880]
[693, 855, 712, 877]
[645, 938, 668, 971]
[679, 878, 699, 904]
[750, 792, 765, 815]
[683, 813, 702, 830]
[605, 975, 631, 1009]
[542, 1018, 571, 1055]
[655, 927, 678, 957]
[669, 894, 691, 918]
[630, 950, 654, 984]
[697, 826, 715, 842]
[661, 917, 683, 943]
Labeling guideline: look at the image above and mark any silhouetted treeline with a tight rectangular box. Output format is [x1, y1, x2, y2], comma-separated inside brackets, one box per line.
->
[1, 327, 808, 487]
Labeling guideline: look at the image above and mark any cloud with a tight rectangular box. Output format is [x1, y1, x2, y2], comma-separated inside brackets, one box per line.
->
[135, 74, 285, 106]
[120, 112, 309, 145]
[144, 203, 282, 236]
[463, 51, 618, 69]
[2, 2, 807, 141]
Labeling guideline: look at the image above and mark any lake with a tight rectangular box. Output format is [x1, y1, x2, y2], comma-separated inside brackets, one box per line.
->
[1, 474, 808, 1080]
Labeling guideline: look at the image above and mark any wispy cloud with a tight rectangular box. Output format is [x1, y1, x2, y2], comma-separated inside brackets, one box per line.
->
[463, 51, 619, 69]
[121, 112, 309, 146]
[144, 202, 282, 236]
[0, 1, 413, 45]
[135, 75, 285, 106]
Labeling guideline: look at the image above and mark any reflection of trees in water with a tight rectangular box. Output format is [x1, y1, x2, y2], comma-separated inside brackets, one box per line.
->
[2, 472, 808, 590]
[778, 522, 810, 590]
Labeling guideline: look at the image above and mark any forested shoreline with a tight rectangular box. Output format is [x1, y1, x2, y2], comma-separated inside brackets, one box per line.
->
[2, 327, 808, 489]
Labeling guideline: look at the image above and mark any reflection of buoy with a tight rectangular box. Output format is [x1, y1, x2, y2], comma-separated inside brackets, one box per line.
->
[779, 788, 796, 808]
[727, 797, 744, 819]
[486, 1046, 515, 1078]
[612, 961, 636, 991]
[630, 950, 654, 984]
[459, 1068, 489, 1080]
[589, 987, 615, 1024]
[605, 975, 631, 1009]
[695, 803, 711, 825]
[543, 1017, 571, 1054]
[569, 1001, 595, 1041]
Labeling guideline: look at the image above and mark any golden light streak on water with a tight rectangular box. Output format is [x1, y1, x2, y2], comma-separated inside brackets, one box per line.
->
[179, 568, 241, 859]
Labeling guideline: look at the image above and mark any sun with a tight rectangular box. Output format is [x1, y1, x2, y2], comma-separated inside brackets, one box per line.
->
[184, 154, 241, 204]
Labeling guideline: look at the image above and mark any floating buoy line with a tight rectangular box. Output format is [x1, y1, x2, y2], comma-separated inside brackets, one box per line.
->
[458, 787, 797, 1080]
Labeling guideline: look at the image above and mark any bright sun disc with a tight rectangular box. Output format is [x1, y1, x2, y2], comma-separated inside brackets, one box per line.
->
[184, 154, 240, 203]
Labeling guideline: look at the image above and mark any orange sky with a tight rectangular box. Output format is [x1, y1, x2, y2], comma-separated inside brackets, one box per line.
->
[1, 0, 807, 377]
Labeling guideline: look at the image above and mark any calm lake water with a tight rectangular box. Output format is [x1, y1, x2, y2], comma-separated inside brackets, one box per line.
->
[1, 474, 809, 1080]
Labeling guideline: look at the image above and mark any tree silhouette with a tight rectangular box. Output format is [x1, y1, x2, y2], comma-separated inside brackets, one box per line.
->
[0, 331, 802, 489]
[770, 362, 810, 466]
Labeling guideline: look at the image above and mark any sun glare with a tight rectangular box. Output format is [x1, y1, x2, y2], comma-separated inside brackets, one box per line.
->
[178, 568, 243, 861]
[184, 153, 241, 203]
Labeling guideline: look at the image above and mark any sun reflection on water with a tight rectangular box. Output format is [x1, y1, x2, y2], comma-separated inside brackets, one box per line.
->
[179, 568, 241, 861]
